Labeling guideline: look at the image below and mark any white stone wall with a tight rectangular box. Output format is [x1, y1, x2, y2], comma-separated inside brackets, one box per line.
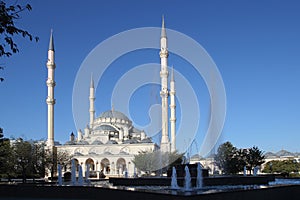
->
[56, 143, 158, 178]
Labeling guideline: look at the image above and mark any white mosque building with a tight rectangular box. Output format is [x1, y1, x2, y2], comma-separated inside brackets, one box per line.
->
[45, 17, 177, 179]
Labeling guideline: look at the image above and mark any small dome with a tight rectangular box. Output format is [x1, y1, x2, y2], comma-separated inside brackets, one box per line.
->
[74, 152, 83, 156]
[140, 138, 152, 143]
[77, 140, 89, 145]
[123, 138, 138, 144]
[106, 140, 118, 144]
[65, 141, 76, 145]
[93, 125, 117, 132]
[91, 140, 103, 145]
[132, 127, 142, 133]
[98, 110, 130, 122]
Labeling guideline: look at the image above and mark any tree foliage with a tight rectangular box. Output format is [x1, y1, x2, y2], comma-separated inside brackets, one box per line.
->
[214, 141, 265, 175]
[214, 141, 243, 174]
[245, 146, 265, 174]
[13, 138, 34, 182]
[44, 147, 71, 180]
[0, 136, 71, 181]
[0, 0, 39, 81]
[262, 159, 300, 175]
[0, 130, 13, 178]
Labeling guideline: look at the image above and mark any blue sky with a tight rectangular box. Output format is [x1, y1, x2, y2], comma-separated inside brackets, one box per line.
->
[1, 0, 300, 155]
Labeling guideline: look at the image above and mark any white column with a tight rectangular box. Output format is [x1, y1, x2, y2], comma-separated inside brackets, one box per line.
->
[89, 76, 95, 128]
[170, 67, 176, 152]
[77, 129, 82, 141]
[160, 16, 170, 152]
[46, 30, 56, 147]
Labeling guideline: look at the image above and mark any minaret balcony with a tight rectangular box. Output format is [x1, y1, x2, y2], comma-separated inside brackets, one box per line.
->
[160, 90, 169, 97]
[170, 117, 176, 121]
[46, 79, 56, 87]
[46, 97, 56, 105]
[46, 62, 56, 69]
[169, 104, 176, 108]
[169, 91, 176, 95]
[159, 51, 169, 58]
[160, 71, 169, 77]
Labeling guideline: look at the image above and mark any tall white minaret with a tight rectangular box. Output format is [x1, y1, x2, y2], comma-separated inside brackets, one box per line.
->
[170, 66, 176, 152]
[159, 16, 170, 152]
[46, 30, 56, 147]
[89, 75, 95, 128]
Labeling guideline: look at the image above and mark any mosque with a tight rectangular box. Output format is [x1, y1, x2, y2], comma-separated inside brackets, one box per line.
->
[45, 18, 177, 179]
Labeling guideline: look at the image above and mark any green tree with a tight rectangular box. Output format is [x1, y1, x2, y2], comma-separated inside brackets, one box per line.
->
[214, 142, 266, 175]
[215, 142, 239, 174]
[31, 141, 48, 179]
[44, 147, 71, 180]
[245, 146, 265, 174]
[0, 0, 39, 81]
[13, 138, 34, 182]
[214, 141, 243, 174]
[263, 159, 300, 175]
[0, 130, 14, 179]
[0, 127, 3, 138]
[235, 148, 248, 172]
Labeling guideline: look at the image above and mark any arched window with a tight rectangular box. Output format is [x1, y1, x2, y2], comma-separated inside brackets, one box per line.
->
[101, 158, 110, 174]
[85, 158, 95, 171]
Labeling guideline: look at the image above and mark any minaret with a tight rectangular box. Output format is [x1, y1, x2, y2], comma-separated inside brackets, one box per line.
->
[89, 75, 95, 128]
[46, 30, 56, 147]
[170, 66, 176, 152]
[159, 16, 170, 152]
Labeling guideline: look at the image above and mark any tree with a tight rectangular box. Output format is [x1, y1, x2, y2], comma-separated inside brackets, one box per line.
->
[262, 159, 300, 176]
[0, 127, 3, 138]
[245, 146, 265, 174]
[1, 136, 72, 181]
[214, 141, 243, 174]
[31, 141, 48, 179]
[215, 142, 266, 175]
[0, 130, 14, 179]
[235, 148, 248, 173]
[0, 0, 39, 81]
[13, 138, 34, 182]
[44, 147, 71, 180]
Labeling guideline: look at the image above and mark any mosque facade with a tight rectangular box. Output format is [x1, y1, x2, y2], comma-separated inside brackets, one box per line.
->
[45, 18, 177, 179]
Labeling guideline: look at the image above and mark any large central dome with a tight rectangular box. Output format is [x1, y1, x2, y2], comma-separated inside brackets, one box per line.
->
[99, 110, 130, 122]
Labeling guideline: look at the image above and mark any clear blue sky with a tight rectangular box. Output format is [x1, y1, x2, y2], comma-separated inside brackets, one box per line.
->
[1, 0, 300, 155]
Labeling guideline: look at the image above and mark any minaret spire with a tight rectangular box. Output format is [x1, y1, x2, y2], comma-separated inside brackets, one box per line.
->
[46, 29, 56, 147]
[161, 15, 167, 38]
[159, 15, 170, 152]
[170, 66, 176, 152]
[49, 29, 54, 51]
[89, 74, 95, 128]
